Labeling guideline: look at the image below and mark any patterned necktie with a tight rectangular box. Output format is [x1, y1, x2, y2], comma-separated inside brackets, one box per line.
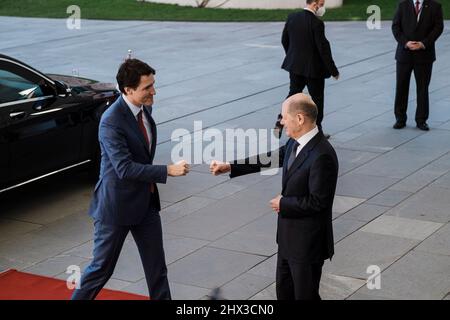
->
[287, 141, 300, 170]
[137, 110, 154, 193]
[415, 1, 421, 16]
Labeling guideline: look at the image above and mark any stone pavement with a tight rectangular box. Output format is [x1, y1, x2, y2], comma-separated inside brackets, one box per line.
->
[0, 17, 449, 300]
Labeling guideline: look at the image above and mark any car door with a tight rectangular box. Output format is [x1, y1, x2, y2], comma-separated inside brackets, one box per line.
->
[0, 58, 83, 185]
[0, 106, 9, 190]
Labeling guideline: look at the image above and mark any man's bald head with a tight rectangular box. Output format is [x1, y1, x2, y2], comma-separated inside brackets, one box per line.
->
[284, 93, 318, 123]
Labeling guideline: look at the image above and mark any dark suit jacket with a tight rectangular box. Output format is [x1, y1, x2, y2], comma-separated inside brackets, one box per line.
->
[281, 10, 339, 79]
[392, 0, 444, 64]
[89, 96, 167, 226]
[230, 132, 339, 263]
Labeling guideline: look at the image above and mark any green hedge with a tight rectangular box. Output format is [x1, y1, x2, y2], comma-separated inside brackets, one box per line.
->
[0, 0, 448, 21]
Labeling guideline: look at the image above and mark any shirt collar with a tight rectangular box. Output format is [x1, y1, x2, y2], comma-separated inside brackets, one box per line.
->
[413, 0, 423, 5]
[122, 94, 143, 118]
[296, 126, 319, 149]
[304, 7, 316, 14]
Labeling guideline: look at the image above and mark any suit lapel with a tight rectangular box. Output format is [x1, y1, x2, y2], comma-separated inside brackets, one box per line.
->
[283, 148, 310, 190]
[417, 0, 429, 27]
[282, 132, 324, 190]
[405, 0, 418, 28]
[282, 139, 294, 178]
[119, 97, 152, 158]
[144, 106, 157, 162]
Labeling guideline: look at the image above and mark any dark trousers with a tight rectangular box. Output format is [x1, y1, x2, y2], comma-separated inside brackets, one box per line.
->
[394, 62, 433, 124]
[289, 72, 325, 130]
[71, 212, 171, 300]
[276, 253, 324, 300]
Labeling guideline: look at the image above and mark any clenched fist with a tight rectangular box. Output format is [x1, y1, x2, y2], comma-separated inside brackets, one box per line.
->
[270, 195, 282, 214]
[209, 160, 231, 176]
[167, 160, 190, 177]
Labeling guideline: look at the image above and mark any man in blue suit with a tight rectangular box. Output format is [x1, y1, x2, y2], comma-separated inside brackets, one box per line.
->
[71, 59, 190, 300]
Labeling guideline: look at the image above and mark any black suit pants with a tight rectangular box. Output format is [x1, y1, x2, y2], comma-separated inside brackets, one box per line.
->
[394, 62, 433, 124]
[288, 72, 325, 130]
[276, 253, 324, 300]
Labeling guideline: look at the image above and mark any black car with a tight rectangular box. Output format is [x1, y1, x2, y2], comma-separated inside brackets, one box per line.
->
[0, 54, 120, 193]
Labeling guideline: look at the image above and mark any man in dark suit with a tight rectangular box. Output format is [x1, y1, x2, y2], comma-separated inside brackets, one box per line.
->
[71, 59, 190, 300]
[276, 0, 339, 139]
[392, 0, 444, 131]
[211, 93, 339, 300]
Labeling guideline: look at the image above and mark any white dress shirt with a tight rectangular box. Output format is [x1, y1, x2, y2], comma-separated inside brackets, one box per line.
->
[122, 94, 152, 151]
[294, 126, 319, 157]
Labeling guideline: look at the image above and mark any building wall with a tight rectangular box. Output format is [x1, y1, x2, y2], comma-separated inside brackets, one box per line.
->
[144, 0, 344, 9]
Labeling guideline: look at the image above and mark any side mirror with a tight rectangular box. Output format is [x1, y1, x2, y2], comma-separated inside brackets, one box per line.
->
[54, 80, 71, 97]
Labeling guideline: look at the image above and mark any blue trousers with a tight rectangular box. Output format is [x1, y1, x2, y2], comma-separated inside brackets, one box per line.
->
[71, 213, 171, 300]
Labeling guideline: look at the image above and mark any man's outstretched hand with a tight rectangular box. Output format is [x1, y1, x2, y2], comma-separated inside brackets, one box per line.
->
[168, 160, 190, 177]
[209, 160, 231, 176]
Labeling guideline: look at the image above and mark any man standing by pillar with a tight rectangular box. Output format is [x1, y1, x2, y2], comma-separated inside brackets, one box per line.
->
[392, 0, 444, 131]
[276, 0, 339, 139]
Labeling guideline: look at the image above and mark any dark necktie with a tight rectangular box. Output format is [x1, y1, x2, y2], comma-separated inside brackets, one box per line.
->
[287, 141, 300, 170]
[137, 110, 154, 193]
[415, 1, 421, 16]
[137, 110, 150, 147]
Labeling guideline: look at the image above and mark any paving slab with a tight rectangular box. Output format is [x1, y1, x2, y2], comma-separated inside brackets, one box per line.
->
[164, 177, 280, 241]
[22, 255, 89, 278]
[415, 223, 450, 256]
[360, 215, 443, 241]
[160, 196, 217, 224]
[320, 273, 366, 300]
[210, 213, 277, 256]
[385, 186, 450, 223]
[333, 196, 366, 215]
[0, 219, 42, 244]
[163, 234, 209, 265]
[349, 250, 450, 300]
[336, 173, 399, 199]
[333, 218, 368, 243]
[250, 282, 277, 300]
[366, 189, 412, 207]
[340, 204, 390, 222]
[323, 231, 419, 279]
[247, 255, 277, 279]
[430, 171, 450, 190]
[219, 272, 274, 300]
[0, 231, 80, 268]
[167, 246, 265, 289]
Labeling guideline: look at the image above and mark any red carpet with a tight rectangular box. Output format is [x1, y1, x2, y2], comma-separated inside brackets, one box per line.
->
[0, 269, 149, 300]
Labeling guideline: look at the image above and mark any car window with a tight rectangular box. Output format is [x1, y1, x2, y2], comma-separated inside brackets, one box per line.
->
[0, 69, 47, 104]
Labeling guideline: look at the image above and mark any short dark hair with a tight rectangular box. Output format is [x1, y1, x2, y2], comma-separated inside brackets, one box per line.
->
[116, 59, 155, 94]
[306, 0, 320, 4]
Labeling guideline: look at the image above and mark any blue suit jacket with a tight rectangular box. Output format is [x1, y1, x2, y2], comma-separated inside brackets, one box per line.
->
[88, 96, 168, 225]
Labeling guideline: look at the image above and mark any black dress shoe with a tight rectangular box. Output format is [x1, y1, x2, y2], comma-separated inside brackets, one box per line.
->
[416, 122, 430, 131]
[393, 121, 406, 129]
